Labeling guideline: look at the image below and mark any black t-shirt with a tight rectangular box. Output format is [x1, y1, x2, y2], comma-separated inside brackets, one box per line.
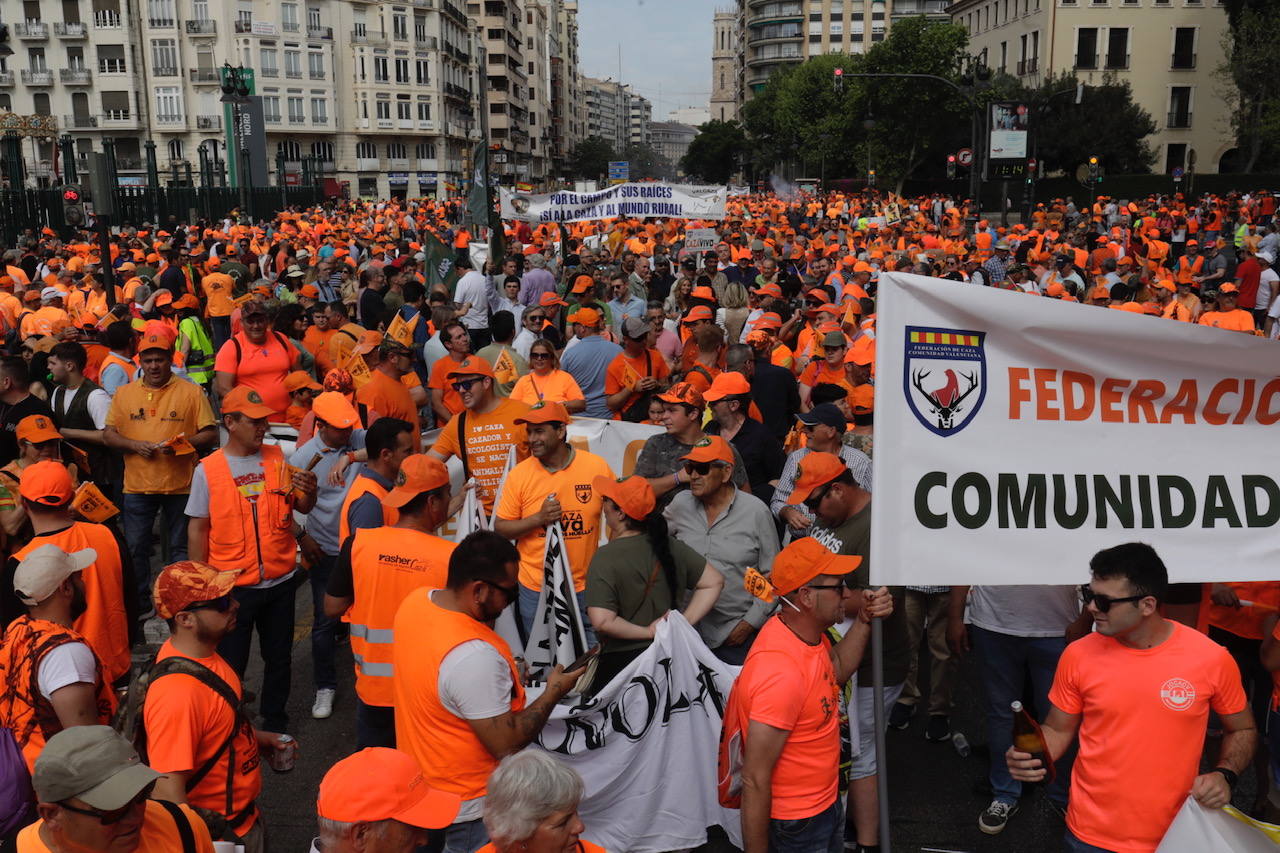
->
[706, 416, 786, 507]
[158, 264, 188, 298]
[0, 394, 53, 467]
[359, 287, 386, 331]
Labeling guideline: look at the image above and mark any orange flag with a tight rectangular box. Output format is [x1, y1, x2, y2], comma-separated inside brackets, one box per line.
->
[344, 350, 373, 388]
[385, 312, 419, 349]
[71, 482, 119, 523]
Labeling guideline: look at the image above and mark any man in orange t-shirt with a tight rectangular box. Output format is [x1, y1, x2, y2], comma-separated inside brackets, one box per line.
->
[1009, 543, 1254, 853]
[729, 538, 888, 853]
[146, 560, 293, 853]
[604, 316, 670, 421]
[356, 335, 421, 451]
[427, 321, 472, 427]
[799, 330, 853, 411]
[1198, 284, 1257, 333]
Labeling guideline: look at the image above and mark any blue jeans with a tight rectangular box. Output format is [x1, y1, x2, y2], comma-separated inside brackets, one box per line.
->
[768, 799, 843, 853]
[309, 552, 339, 691]
[218, 577, 298, 733]
[442, 818, 489, 853]
[517, 584, 597, 650]
[1064, 829, 1116, 852]
[356, 699, 396, 749]
[122, 492, 190, 612]
[970, 625, 1072, 807]
[210, 315, 232, 355]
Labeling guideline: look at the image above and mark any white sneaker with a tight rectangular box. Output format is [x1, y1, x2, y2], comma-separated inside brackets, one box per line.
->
[311, 688, 335, 719]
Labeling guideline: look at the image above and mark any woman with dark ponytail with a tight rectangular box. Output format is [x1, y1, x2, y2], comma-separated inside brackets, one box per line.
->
[585, 475, 724, 688]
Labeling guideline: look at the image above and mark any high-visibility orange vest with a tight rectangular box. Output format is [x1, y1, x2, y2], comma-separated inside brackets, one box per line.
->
[203, 444, 297, 585]
[338, 472, 397, 545]
[346, 526, 455, 706]
[13, 522, 130, 684]
[98, 351, 137, 386]
[392, 590, 525, 801]
[1175, 255, 1203, 285]
[0, 616, 115, 772]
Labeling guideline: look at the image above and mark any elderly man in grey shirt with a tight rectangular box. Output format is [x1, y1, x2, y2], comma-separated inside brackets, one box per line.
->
[518, 253, 557, 306]
[664, 435, 778, 664]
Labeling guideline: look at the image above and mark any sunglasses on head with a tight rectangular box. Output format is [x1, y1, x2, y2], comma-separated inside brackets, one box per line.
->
[451, 377, 482, 393]
[185, 594, 234, 613]
[1079, 584, 1147, 613]
[59, 782, 155, 825]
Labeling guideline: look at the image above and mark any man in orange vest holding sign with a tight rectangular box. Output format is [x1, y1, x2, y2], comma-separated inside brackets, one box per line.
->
[185, 385, 317, 735]
[323, 454, 455, 750]
[392, 530, 589, 853]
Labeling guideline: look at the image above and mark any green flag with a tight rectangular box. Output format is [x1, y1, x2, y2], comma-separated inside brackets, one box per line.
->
[423, 229, 460, 295]
[467, 141, 489, 229]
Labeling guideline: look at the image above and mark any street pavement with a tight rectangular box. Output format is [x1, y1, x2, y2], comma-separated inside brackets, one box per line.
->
[175, 587, 1259, 853]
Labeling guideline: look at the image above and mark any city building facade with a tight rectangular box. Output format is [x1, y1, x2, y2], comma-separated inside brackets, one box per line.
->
[711, 8, 738, 121]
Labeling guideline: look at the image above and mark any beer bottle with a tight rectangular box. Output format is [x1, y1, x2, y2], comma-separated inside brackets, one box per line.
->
[1011, 700, 1055, 783]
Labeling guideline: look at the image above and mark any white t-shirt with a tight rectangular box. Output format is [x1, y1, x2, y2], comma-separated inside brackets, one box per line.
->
[1257, 268, 1278, 322]
[51, 386, 112, 430]
[37, 641, 97, 699]
[965, 585, 1080, 638]
[455, 271, 491, 331]
[1268, 289, 1280, 340]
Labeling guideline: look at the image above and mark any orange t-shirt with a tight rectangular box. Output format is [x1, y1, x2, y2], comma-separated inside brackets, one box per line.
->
[1198, 309, 1256, 333]
[212, 332, 298, 419]
[105, 375, 217, 495]
[430, 397, 530, 513]
[684, 363, 720, 394]
[1048, 622, 1247, 852]
[143, 640, 263, 832]
[495, 450, 615, 591]
[1200, 581, 1280, 641]
[202, 273, 236, 317]
[17, 801, 214, 852]
[427, 355, 470, 419]
[357, 369, 422, 451]
[604, 350, 671, 419]
[510, 370, 584, 408]
[731, 615, 840, 820]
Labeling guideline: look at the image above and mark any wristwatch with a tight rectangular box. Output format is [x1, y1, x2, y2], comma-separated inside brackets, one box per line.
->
[1211, 767, 1239, 789]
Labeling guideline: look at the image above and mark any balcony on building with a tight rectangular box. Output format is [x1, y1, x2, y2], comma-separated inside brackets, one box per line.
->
[444, 82, 469, 101]
[92, 8, 122, 28]
[350, 29, 389, 45]
[307, 25, 333, 39]
[148, 14, 175, 27]
[60, 68, 92, 84]
[190, 68, 219, 83]
[357, 157, 380, 170]
[21, 69, 54, 85]
[1167, 111, 1192, 129]
[0, 70, 13, 86]
[63, 114, 97, 128]
[185, 19, 216, 34]
[1171, 52, 1196, 70]
[746, 1, 802, 24]
[1074, 52, 1097, 70]
[415, 35, 438, 50]
[100, 111, 139, 130]
[1016, 57, 1038, 75]
[53, 22, 87, 38]
[1104, 51, 1129, 70]
[14, 21, 48, 39]
[747, 22, 801, 46]
[196, 114, 221, 130]
[152, 64, 179, 77]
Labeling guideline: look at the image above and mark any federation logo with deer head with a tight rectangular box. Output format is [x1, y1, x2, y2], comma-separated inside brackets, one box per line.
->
[903, 326, 987, 436]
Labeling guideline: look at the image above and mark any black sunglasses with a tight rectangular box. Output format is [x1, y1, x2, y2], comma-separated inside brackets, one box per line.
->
[525, 314, 546, 323]
[530, 352, 553, 361]
[185, 594, 234, 613]
[451, 378, 482, 393]
[482, 579, 519, 601]
[806, 582, 846, 594]
[1079, 584, 1146, 613]
[683, 460, 720, 477]
[60, 782, 155, 825]
[803, 483, 832, 511]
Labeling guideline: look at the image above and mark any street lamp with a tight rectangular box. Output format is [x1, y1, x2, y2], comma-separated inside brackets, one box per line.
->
[219, 62, 251, 219]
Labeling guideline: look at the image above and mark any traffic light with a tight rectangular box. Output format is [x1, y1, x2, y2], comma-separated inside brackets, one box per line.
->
[1026, 158, 1037, 184]
[867, 169, 876, 188]
[1088, 156, 1100, 184]
[946, 154, 957, 179]
[60, 185, 85, 228]
[834, 67, 844, 93]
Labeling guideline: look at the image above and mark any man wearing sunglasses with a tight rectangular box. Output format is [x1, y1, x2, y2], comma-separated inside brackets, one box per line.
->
[665, 436, 778, 665]
[791, 451, 904, 853]
[145, 560, 285, 853]
[1008, 543, 1256, 853]
[23, 725, 215, 853]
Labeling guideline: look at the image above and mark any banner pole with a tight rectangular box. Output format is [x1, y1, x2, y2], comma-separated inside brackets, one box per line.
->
[872, 618, 892, 852]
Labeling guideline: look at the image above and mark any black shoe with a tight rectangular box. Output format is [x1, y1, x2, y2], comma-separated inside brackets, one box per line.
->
[978, 800, 1018, 835]
[888, 701, 915, 730]
[925, 714, 952, 742]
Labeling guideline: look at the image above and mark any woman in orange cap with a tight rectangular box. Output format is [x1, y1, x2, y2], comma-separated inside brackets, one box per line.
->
[584, 474, 723, 688]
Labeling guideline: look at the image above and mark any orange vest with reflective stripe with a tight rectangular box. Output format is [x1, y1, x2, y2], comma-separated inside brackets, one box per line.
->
[338, 472, 398, 544]
[393, 590, 525, 801]
[203, 445, 297, 585]
[346, 526, 455, 706]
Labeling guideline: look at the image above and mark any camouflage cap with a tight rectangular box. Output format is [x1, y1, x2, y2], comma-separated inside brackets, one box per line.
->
[153, 560, 239, 619]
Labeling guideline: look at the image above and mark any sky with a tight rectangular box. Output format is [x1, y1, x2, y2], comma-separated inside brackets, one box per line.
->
[576, 0, 715, 122]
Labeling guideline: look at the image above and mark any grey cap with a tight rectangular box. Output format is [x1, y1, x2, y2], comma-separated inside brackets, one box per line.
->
[34, 726, 160, 809]
[621, 316, 650, 339]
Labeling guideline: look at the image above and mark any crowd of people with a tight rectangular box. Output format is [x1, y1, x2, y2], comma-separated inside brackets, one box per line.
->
[0, 185, 1274, 853]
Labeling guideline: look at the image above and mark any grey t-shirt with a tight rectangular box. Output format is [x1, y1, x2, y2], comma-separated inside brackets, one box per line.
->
[965, 586, 1081, 638]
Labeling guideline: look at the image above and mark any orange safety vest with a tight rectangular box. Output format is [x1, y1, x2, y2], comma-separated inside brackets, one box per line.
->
[346, 526, 455, 707]
[203, 445, 297, 585]
[393, 591, 525, 801]
[338, 472, 398, 545]
[13, 522, 130, 684]
[1174, 255, 1203, 285]
[98, 351, 137, 385]
[0, 616, 116, 772]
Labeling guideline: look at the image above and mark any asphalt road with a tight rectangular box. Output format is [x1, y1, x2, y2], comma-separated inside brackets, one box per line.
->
[174, 587, 1259, 853]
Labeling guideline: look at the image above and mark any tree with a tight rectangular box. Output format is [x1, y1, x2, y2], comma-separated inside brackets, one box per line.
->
[624, 142, 673, 180]
[568, 136, 615, 182]
[680, 120, 746, 183]
[1028, 72, 1156, 175]
[1217, 4, 1280, 172]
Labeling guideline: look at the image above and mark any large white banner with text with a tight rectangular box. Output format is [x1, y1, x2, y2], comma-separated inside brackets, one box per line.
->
[872, 271, 1280, 586]
[501, 183, 728, 223]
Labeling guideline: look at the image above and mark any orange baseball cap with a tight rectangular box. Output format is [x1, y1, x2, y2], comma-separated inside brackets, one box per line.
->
[570, 274, 595, 294]
[16, 414, 61, 445]
[174, 293, 200, 311]
[539, 292, 567, 308]
[445, 355, 495, 379]
[514, 400, 571, 425]
[153, 290, 174, 307]
[656, 381, 704, 409]
[299, 284, 320, 298]
[284, 371, 322, 393]
[593, 474, 656, 521]
[680, 435, 734, 466]
[384, 455, 451, 508]
[19, 460, 73, 507]
[353, 330, 384, 355]
[1089, 285, 1111, 301]
[682, 305, 713, 323]
[569, 307, 601, 327]
[769, 537, 862, 597]
[703, 371, 751, 402]
[749, 312, 782, 330]
[1117, 301, 1146, 313]
[317, 748, 461, 829]
[1045, 282, 1066, 298]
[1218, 282, 1239, 294]
[753, 283, 783, 299]
[845, 336, 876, 367]
[1153, 279, 1176, 293]
[138, 327, 174, 353]
[312, 391, 360, 428]
[850, 384, 874, 413]
[221, 386, 276, 418]
[152, 560, 240, 619]
[787, 451, 848, 505]
[690, 286, 717, 302]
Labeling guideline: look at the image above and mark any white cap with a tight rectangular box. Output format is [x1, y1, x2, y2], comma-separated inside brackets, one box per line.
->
[40, 287, 62, 303]
[14, 544, 96, 605]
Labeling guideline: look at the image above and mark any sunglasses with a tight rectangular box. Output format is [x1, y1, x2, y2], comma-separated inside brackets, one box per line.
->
[482, 578, 519, 601]
[683, 460, 723, 477]
[806, 582, 846, 594]
[1079, 584, 1146, 613]
[185, 594, 234, 613]
[60, 782, 154, 825]
[525, 314, 546, 323]
[451, 378, 482, 393]
[803, 483, 832, 511]
[530, 352, 553, 361]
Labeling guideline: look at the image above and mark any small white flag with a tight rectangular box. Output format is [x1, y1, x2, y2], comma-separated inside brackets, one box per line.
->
[524, 520, 588, 679]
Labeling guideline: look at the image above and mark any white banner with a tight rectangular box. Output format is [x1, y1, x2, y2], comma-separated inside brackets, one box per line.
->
[501, 184, 728, 224]
[525, 521, 589, 676]
[872, 272, 1280, 586]
[535, 614, 742, 853]
[1157, 797, 1280, 851]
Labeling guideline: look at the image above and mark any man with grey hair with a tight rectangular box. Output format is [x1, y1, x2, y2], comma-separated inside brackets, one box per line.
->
[311, 747, 461, 853]
[482, 751, 598, 853]
[518, 253, 556, 307]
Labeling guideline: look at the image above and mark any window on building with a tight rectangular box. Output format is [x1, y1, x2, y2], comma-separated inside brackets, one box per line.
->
[279, 140, 302, 160]
[154, 85, 182, 122]
[97, 45, 125, 73]
[312, 141, 333, 161]
[308, 51, 324, 77]
[417, 100, 430, 121]
[287, 96, 304, 122]
[150, 39, 177, 73]
[311, 97, 327, 122]
[260, 47, 278, 75]
[1105, 27, 1128, 68]
[356, 141, 376, 159]
[284, 50, 301, 77]
[1168, 86, 1191, 127]
[392, 13, 407, 39]
[1166, 143, 1187, 173]
[376, 100, 391, 119]
[373, 56, 388, 81]
[282, 3, 299, 30]
[395, 58, 409, 82]
[388, 143, 406, 159]
[416, 59, 429, 84]
[1074, 27, 1098, 68]
[1172, 27, 1196, 68]
[306, 6, 321, 28]
[167, 139, 183, 160]
[262, 95, 281, 121]
[397, 100, 411, 119]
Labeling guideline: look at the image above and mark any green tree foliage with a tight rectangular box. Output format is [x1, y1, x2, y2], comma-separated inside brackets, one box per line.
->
[680, 120, 747, 183]
[624, 142, 673, 181]
[1217, 3, 1280, 172]
[1027, 72, 1156, 175]
[569, 136, 616, 181]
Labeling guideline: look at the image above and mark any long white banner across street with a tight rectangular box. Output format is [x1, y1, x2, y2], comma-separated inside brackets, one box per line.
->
[500, 183, 728, 223]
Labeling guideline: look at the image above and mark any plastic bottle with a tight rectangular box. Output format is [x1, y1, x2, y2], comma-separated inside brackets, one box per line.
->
[951, 731, 971, 757]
